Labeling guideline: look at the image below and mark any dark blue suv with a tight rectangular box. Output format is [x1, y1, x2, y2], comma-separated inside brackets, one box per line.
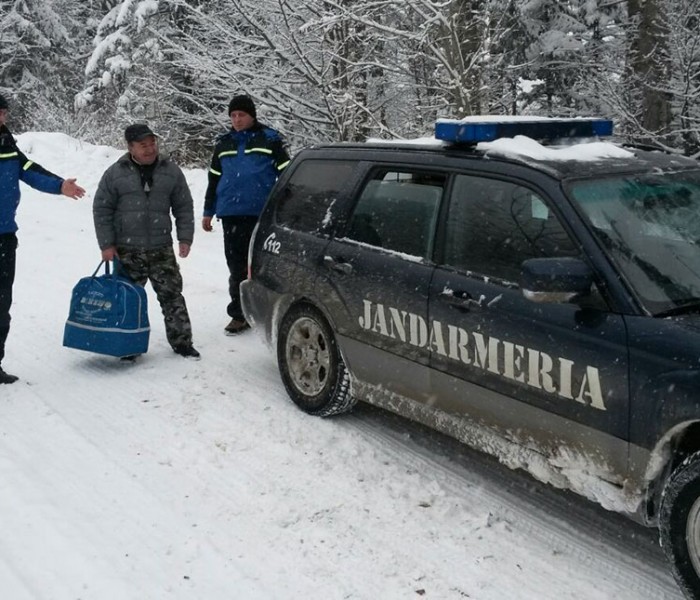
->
[241, 118, 700, 598]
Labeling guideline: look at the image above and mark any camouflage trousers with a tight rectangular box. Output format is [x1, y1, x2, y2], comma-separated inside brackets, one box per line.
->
[117, 245, 193, 349]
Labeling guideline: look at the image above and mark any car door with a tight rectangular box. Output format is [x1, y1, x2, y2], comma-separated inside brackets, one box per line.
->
[315, 167, 445, 403]
[427, 172, 630, 475]
[252, 156, 361, 307]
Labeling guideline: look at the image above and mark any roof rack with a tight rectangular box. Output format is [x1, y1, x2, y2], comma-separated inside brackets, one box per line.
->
[435, 118, 614, 145]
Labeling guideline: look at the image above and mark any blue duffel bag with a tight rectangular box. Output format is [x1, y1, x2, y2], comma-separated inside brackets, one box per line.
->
[63, 260, 150, 357]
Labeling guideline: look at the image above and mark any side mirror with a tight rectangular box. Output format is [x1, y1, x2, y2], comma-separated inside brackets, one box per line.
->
[520, 257, 594, 304]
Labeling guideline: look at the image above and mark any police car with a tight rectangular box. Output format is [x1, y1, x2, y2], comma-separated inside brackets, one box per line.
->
[240, 117, 700, 598]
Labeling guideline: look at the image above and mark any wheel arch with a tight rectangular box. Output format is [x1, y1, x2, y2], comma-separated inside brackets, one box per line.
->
[643, 420, 700, 524]
[272, 296, 345, 351]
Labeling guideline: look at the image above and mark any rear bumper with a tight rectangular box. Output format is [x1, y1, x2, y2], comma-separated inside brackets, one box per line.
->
[241, 279, 270, 342]
[240, 279, 278, 346]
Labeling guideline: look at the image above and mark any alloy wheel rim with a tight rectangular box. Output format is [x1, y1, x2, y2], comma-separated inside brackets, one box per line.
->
[285, 317, 330, 397]
[688, 496, 700, 577]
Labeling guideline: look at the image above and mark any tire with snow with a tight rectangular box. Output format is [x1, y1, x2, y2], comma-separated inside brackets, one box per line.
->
[660, 451, 700, 599]
[277, 305, 356, 417]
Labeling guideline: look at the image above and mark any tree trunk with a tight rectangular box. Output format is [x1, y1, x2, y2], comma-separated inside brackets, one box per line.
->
[628, 0, 672, 134]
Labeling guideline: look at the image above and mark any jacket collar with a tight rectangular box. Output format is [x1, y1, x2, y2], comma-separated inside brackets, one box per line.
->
[118, 152, 165, 167]
[0, 125, 16, 150]
[224, 122, 263, 140]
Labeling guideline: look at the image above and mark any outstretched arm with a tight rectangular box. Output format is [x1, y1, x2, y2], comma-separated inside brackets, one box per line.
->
[18, 151, 85, 199]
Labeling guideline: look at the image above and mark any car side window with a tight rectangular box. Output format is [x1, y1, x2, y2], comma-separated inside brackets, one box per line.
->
[346, 170, 445, 259]
[274, 160, 357, 232]
[443, 174, 580, 282]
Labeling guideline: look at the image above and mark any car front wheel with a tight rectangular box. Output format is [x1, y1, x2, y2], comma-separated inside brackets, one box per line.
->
[277, 305, 356, 417]
[660, 451, 700, 599]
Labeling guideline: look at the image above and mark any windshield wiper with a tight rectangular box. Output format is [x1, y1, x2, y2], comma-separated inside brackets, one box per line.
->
[654, 300, 700, 318]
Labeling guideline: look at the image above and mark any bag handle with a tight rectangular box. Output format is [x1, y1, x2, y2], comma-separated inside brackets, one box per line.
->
[91, 259, 121, 278]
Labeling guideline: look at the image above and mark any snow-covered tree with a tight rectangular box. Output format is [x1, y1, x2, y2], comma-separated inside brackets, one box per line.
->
[147, 0, 398, 151]
[661, 0, 700, 156]
[608, 0, 699, 156]
[76, 0, 164, 146]
[515, 0, 626, 117]
[623, 0, 673, 143]
[1, 0, 693, 162]
[0, 0, 79, 131]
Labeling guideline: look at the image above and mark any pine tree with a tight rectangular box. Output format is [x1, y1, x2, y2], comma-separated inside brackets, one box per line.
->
[0, 0, 76, 131]
[76, 0, 163, 147]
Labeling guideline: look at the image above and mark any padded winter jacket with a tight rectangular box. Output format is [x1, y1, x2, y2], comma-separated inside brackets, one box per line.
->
[93, 153, 194, 251]
[0, 126, 64, 235]
[203, 123, 290, 218]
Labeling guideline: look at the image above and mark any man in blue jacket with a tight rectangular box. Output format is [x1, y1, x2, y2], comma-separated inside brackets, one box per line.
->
[202, 95, 290, 335]
[0, 93, 85, 383]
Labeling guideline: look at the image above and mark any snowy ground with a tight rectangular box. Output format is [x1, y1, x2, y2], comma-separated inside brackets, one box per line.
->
[0, 132, 685, 599]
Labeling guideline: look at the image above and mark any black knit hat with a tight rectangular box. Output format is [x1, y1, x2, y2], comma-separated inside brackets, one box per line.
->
[0, 94, 8, 110]
[124, 123, 157, 143]
[228, 95, 256, 119]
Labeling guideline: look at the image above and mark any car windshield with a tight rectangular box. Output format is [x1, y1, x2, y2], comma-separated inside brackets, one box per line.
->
[568, 170, 700, 315]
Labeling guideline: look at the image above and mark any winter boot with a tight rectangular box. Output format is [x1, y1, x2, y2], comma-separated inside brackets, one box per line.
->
[173, 345, 201, 360]
[225, 318, 250, 335]
[0, 367, 18, 384]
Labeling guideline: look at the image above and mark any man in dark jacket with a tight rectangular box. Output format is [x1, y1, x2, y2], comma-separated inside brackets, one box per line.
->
[93, 123, 199, 359]
[0, 93, 85, 384]
[202, 94, 290, 335]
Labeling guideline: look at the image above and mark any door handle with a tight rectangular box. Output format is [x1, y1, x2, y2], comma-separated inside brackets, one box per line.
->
[439, 289, 482, 309]
[323, 256, 354, 275]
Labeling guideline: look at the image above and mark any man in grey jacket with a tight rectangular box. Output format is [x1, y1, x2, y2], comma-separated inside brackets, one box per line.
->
[93, 123, 199, 359]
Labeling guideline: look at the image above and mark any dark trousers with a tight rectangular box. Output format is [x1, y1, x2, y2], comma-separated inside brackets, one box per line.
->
[222, 216, 258, 320]
[0, 233, 17, 365]
[116, 245, 193, 349]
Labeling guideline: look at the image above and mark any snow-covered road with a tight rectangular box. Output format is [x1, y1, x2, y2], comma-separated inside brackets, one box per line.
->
[0, 133, 685, 599]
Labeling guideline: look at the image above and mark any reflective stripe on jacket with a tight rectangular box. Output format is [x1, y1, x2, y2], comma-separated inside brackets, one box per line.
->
[203, 123, 290, 218]
[0, 127, 64, 234]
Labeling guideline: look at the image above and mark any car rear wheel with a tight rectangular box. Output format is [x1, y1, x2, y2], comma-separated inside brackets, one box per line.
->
[660, 451, 700, 599]
[277, 305, 356, 417]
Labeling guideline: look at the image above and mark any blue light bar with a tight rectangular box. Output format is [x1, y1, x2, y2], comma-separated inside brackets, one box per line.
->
[434, 118, 614, 144]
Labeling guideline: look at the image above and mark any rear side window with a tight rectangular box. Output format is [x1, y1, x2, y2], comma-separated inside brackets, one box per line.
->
[274, 159, 357, 232]
[346, 170, 445, 259]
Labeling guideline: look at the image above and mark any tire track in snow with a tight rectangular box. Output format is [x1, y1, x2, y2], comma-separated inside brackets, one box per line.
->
[6, 185, 682, 599]
[5, 300, 681, 599]
[12, 328, 680, 599]
[346, 404, 682, 599]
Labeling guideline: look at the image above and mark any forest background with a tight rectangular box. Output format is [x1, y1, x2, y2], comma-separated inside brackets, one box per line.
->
[1, 0, 698, 164]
